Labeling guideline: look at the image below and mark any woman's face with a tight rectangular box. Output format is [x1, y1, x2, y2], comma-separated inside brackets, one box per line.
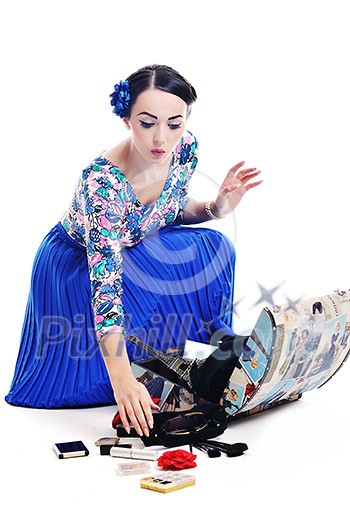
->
[124, 88, 187, 167]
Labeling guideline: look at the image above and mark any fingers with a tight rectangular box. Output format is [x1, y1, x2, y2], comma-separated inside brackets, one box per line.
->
[118, 394, 159, 437]
[234, 169, 261, 182]
[239, 171, 262, 184]
[119, 401, 147, 437]
[245, 180, 264, 191]
[118, 404, 131, 435]
[150, 399, 160, 411]
[226, 162, 262, 183]
[240, 168, 260, 178]
[130, 400, 151, 437]
[228, 161, 245, 176]
[140, 398, 157, 431]
[222, 171, 262, 194]
[218, 162, 263, 215]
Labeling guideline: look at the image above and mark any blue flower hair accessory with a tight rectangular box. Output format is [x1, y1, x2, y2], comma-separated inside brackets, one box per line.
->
[110, 80, 131, 118]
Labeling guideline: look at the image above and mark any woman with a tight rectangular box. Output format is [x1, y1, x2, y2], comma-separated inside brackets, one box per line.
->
[5, 64, 262, 437]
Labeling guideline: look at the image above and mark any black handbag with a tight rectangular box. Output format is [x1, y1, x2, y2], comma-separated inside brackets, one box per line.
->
[141, 403, 227, 447]
[127, 333, 248, 404]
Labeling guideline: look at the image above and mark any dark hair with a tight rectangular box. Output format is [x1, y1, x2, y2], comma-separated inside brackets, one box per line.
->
[312, 301, 323, 315]
[124, 64, 197, 118]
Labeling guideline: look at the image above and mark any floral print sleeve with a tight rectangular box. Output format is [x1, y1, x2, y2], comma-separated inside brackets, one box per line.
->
[82, 164, 127, 341]
[173, 134, 199, 224]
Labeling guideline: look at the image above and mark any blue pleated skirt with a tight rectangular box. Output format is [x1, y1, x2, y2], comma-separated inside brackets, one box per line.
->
[5, 221, 236, 408]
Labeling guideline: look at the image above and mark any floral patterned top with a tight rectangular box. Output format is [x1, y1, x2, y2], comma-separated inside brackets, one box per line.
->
[61, 130, 198, 341]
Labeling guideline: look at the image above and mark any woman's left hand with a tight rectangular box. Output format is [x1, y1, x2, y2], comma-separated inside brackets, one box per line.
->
[212, 161, 263, 218]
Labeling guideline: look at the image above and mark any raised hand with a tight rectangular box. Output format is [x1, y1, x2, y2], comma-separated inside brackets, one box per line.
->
[212, 161, 263, 218]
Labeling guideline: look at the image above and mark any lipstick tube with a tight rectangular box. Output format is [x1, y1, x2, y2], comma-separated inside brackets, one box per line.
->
[100, 444, 159, 461]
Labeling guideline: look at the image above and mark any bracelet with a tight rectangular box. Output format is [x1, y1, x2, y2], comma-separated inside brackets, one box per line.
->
[204, 200, 221, 220]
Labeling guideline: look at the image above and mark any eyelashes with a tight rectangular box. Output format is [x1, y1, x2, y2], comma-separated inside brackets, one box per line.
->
[139, 120, 181, 130]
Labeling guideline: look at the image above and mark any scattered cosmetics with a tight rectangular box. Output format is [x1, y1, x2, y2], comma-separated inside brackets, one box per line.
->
[193, 443, 221, 458]
[140, 473, 196, 493]
[116, 461, 151, 476]
[53, 435, 248, 494]
[94, 437, 120, 446]
[53, 440, 89, 459]
[100, 444, 159, 461]
[200, 440, 248, 457]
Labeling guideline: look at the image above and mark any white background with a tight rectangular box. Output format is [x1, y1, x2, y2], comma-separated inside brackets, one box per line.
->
[1, 1, 349, 523]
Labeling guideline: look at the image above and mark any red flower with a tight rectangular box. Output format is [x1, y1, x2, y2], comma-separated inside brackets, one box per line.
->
[157, 449, 197, 471]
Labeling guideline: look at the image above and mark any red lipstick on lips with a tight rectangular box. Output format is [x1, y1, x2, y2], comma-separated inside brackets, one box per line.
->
[151, 149, 166, 157]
